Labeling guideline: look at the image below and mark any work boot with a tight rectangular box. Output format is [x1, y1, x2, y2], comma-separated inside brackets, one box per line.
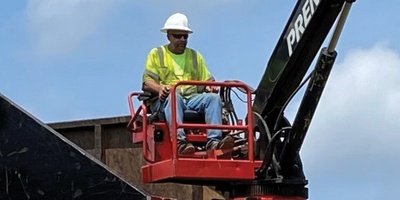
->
[177, 141, 195, 154]
[206, 135, 235, 151]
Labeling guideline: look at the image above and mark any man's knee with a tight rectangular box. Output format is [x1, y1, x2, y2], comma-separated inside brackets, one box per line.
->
[205, 93, 222, 107]
[204, 93, 221, 102]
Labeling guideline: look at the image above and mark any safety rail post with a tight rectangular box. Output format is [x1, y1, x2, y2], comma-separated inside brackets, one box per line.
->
[170, 85, 178, 160]
[246, 83, 254, 162]
[127, 92, 150, 161]
[171, 80, 254, 162]
[141, 105, 149, 160]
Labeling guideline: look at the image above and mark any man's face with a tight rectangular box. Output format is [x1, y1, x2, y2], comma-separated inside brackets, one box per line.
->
[167, 30, 189, 54]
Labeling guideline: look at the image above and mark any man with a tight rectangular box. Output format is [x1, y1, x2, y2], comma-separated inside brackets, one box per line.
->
[142, 13, 234, 154]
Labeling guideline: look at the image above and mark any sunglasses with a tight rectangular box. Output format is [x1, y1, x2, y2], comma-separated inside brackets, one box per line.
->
[171, 34, 189, 39]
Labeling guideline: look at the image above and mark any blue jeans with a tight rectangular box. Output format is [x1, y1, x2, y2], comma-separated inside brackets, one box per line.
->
[150, 92, 223, 143]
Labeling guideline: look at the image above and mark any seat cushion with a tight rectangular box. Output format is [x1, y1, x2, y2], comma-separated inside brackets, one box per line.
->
[183, 110, 205, 123]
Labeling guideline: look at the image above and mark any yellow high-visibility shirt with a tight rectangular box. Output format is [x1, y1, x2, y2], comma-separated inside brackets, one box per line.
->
[142, 45, 214, 98]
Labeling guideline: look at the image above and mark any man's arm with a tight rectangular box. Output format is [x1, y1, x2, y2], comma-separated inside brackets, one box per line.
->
[143, 80, 170, 102]
[142, 48, 170, 101]
[142, 80, 162, 95]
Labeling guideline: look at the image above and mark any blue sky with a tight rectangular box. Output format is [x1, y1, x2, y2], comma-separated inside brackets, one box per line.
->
[1, 1, 400, 199]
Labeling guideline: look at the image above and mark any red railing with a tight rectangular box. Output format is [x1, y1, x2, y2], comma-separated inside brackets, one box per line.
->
[127, 92, 149, 157]
[169, 80, 255, 161]
[127, 80, 255, 163]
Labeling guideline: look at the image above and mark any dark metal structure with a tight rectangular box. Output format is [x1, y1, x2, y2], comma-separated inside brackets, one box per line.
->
[253, 0, 355, 181]
[0, 93, 152, 200]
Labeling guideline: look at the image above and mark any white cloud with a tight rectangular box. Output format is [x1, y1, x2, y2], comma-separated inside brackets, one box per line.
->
[300, 44, 400, 199]
[25, 0, 118, 57]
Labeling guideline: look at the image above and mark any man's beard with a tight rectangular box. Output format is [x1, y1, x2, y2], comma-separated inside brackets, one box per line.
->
[175, 42, 187, 53]
[176, 42, 186, 49]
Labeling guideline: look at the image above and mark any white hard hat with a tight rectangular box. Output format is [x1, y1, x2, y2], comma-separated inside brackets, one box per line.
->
[160, 13, 193, 33]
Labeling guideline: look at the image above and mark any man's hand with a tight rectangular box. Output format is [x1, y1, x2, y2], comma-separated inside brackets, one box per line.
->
[205, 86, 219, 93]
[158, 85, 170, 101]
